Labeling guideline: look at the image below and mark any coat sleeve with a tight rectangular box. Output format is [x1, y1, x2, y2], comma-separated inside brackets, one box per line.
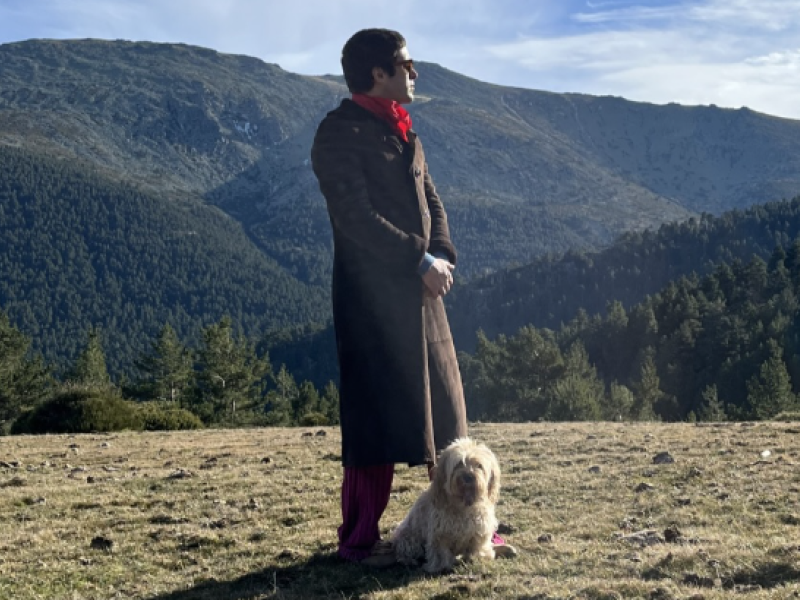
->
[311, 120, 428, 273]
[423, 163, 457, 266]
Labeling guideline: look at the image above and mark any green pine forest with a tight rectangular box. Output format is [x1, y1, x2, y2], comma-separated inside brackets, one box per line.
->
[252, 198, 800, 425]
[2, 142, 800, 432]
[0, 145, 328, 375]
[460, 246, 800, 423]
[447, 197, 800, 347]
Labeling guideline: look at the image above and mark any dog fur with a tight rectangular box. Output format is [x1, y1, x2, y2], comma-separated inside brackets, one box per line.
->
[391, 438, 500, 573]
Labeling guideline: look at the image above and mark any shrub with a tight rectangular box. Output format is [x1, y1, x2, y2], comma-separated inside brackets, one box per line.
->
[136, 402, 204, 431]
[772, 410, 800, 422]
[299, 411, 329, 426]
[187, 401, 216, 425]
[12, 385, 142, 434]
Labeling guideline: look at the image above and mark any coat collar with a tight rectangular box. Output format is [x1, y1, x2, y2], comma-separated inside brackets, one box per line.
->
[337, 98, 418, 140]
[333, 99, 419, 165]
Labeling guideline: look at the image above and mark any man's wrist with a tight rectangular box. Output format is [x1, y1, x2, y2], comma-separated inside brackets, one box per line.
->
[418, 253, 435, 276]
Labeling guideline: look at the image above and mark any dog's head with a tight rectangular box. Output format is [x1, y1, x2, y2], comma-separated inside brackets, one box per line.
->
[432, 438, 500, 509]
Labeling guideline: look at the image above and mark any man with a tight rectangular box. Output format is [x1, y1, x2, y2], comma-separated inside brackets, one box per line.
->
[311, 28, 497, 567]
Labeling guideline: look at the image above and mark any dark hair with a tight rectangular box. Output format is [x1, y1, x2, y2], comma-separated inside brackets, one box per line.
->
[341, 28, 406, 93]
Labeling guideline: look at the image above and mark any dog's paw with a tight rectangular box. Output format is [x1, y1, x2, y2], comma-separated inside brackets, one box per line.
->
[423, 561, 453, 574]
[423, 549, 456, 574]
[396, 555, 421, 567]
[493, 543, 518, 559]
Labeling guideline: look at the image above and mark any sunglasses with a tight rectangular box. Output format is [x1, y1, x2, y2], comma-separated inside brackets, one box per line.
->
[395, 59, 415, 73]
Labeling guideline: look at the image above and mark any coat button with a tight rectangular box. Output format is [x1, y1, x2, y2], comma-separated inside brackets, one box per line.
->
[414, 167, 421, 177]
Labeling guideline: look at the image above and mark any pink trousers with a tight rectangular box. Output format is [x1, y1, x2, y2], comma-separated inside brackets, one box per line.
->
[337, 464, 395, 561]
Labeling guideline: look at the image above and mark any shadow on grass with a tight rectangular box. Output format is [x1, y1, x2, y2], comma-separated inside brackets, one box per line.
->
[727, 560, 800, 589]
[146, 551, 427, 600]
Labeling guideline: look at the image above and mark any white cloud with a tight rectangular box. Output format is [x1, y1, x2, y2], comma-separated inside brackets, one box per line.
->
[746, 49, 800, 68]
[574, 0, 800, 31]
[487, 29, 730, 71]
[574, 5, 685, 24]
[481, 0, 800, 119]
[689, 0, 800, 31]
[599, 60, 799, 114]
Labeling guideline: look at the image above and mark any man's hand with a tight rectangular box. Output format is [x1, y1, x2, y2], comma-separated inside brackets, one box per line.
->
[422, 258, 455, 297]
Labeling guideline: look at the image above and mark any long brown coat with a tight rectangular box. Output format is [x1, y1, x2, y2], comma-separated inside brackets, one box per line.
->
[311, 99, 467, 467]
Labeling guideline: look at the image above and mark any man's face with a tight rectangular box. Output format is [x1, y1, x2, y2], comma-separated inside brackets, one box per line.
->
[371, 45, 418, 103]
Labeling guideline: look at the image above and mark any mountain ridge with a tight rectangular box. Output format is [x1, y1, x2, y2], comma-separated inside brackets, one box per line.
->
[3, 39, 800, 377]
[6, 38, 800, 282]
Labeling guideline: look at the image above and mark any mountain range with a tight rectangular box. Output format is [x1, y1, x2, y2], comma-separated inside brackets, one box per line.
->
[2, 38, 800, 373]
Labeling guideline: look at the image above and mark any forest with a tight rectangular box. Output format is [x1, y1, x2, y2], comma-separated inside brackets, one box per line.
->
[0, 145, 329, 377]
[3, 198, 800, 433]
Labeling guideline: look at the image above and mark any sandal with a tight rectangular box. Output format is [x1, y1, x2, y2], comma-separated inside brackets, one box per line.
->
[360, 540, 396, 568]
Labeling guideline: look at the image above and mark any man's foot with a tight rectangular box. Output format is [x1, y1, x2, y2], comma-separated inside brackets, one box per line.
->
[493, 543, 518, 559]
[360, 540, 396, 568]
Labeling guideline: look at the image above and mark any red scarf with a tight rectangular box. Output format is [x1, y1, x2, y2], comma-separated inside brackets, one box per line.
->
[351, 93, 412, 143]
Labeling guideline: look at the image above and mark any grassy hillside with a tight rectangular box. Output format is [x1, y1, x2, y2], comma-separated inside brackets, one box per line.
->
[0, 423, 798, 599]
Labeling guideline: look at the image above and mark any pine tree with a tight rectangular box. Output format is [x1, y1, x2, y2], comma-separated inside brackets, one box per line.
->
[69, 328, 111, 387]
[458, 349, 491, 420]
[739, 257, 768, 304]
[591, 301, 629, 380]
[477, 327, 564, 422]
[545, 343, 603, 421]
[134, 323, 192, 404]
[785, 237, 800, 285]
[295, 380, 321, 423]
[767, 244, 790, 295]
[0, 310, 51, 427]
[604, 381, 634, 421]
[630, 351, 662, 421]
[194, 317, 271, 420]
[546, 375, 603, 421]
[624, 304, 658, 381]
[746, 343, 797, 419]
[698, 384, 727, 421]
[320, 380, 340, 425]
[264, 364, 297, 425]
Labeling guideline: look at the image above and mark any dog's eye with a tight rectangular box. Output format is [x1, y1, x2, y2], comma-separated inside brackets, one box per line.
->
[475, 463, 484, 471]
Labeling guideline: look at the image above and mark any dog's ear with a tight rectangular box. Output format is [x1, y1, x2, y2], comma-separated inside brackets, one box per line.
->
[487, 452, 501, 504]
[431, 455, 451, 508]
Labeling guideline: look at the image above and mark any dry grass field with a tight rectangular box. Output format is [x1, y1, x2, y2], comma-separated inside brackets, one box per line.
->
[1, 422, 799, 600]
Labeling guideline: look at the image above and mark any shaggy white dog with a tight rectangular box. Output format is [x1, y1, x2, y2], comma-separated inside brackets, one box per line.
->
[391, 438, 501, 573]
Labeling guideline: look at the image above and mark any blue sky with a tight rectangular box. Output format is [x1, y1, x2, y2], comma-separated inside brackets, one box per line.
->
[2, 0, 799, 119]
